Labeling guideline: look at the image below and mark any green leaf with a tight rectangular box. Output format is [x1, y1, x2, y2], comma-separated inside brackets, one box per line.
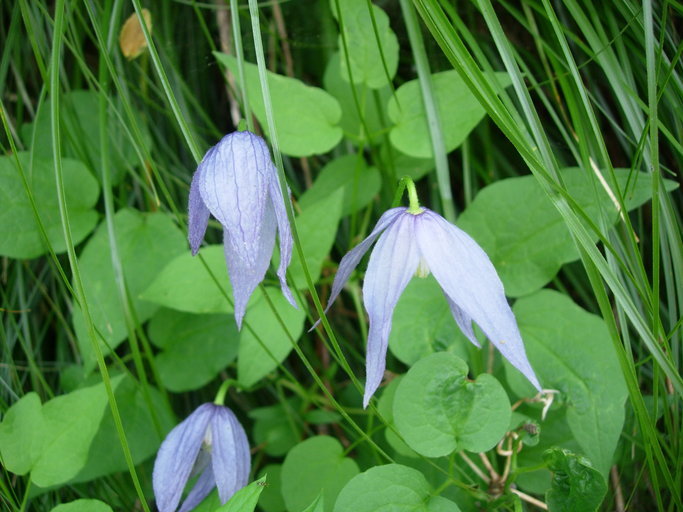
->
[149, 308, 239, 392]
[257, 465, 286, 512]
[509, 290, 627, 475]
[23, 90, 148, 185]
[393, 352, 510, 456]
[322, 53, 391, 143]
[388, 276, 470, 366]
[376, 377, 416, 457]
[237, 288, 306, 387]
[215, 477, 267, 512]
[0, 153, 99, 259]
[72, 209, 186, 369]
[458, 168, 679, 297]
[298, 155, 380, 217]
[281, 436, 359, 512]
[141, 245, 234, 314]
[388, 71, 510, 158]
[49, 500, 113, 512]
[0, 393, 43, 475]
[329, 0, 398, 89]
[544, 448, 607, 512]
[287, 188, 344, 289]
[0, 377, 125, 487]
[214, 53, 342, 156]
[333, 464, 461, 512]
[250, 399, 302, 456]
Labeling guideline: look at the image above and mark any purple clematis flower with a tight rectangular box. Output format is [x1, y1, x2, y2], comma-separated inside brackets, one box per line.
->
[153, 403, 251, 512]
[189, 131, 296, 328]
[317, 207, 541, 408]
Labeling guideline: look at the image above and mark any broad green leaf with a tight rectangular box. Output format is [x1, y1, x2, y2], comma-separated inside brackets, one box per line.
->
[333, 464, 461, 512]
[388, 276, 470, 366]
[215, 54, 342, 156]
[376, 377, 416, 457]
[0, 393, 43, 475]
[394, 352, 510, 456]
[72, 376, 173, 483]
[250, 399, 302, 456]
[149, 308, 239, 392]
[388, 71, 510, 158]
[72, 209, 186, 369]
[281, 436, 359, 512]
[544, 448, 607, 512]
[141, 245, 234, 314]
[508, 290, 627, 475]
[237, 288, 306, 387]
[458, 168, 679, 297]
[50, 500, 113, 512]
[287, 189, 344, 289]
[298, 155, 380, 216]
[322, 53, 391, 143]
[23, 90, 148, 185]
[0, 377, 124, 487]
[329, 0, 398, 89]
[216, 477, 267, 512]
[0, 153, 99, 259]
[257, 464, 286, 512]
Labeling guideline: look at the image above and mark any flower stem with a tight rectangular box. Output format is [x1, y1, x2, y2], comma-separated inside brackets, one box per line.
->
[214, 379, 238, 405]
[392, 176, 424, 214]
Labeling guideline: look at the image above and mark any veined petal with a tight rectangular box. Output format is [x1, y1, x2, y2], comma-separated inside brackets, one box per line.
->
[188, 165, 210, 256]
[210, 405, 251, 504]
[268, 172, 297, 308]
[416, 210, 541, 390]
[178, 464, 215, 512]
[362, 213, 420, 408]
[198, 132, 270, 270]
[224, 201, 277, 329]
[310, 207, 405, 330]
[153, 404, 214, 512]
[445, 296, 480, 348]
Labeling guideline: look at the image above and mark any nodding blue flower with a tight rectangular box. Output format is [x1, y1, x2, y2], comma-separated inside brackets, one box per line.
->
[188, 131, 296, 329]
[316, 207, 541, 408]
[153, 403, 251, 512]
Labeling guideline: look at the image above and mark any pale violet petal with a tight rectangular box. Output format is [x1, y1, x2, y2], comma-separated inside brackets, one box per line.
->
[153, 404, 214, 512]
[362, 213, 420, 408]
[416, 210, 541, 390]
[310, 207, 406, 330]
[224, 201, 277, 329]
[268, 171, 297, 308]
[178, 465, 215, 512]
[445, 295, 480, 348]
[198, 131, 269, 271]
[188, 165, 210, 256]
[211, 406, 251, 504]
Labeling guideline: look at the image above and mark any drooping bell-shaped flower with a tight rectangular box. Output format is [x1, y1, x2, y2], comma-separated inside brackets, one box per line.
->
[189, 131, 296, 328]
[316, 202, 541, 408]
[153, 403, 251, 512]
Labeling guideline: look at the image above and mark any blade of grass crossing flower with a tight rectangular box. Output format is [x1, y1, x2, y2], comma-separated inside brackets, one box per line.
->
[47, 2, 150, 510]
[398, 0, 455, 223]
[247, 0, 398, 462]
[131, 0, 202, 162]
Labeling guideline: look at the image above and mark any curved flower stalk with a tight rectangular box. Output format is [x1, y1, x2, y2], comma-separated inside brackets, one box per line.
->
[188, 131, 296, 328]
[317, 202, 541, 408]
[153, 403, 251, 512]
